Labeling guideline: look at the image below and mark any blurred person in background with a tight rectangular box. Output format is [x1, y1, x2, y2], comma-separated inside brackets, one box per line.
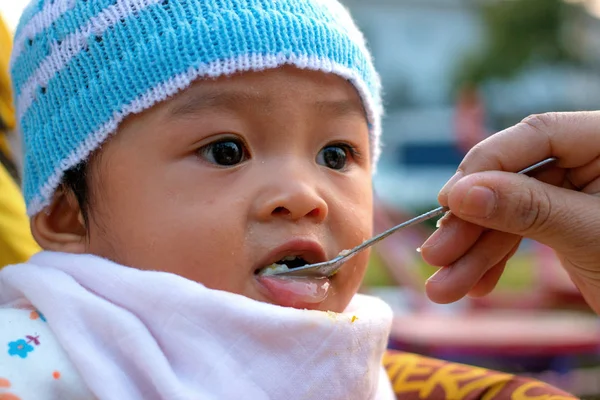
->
[454, 84, 488, 154]
[0, 13, 40, 268]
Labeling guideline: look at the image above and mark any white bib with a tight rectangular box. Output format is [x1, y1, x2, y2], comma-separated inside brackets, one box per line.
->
[0, 251, 395, 400]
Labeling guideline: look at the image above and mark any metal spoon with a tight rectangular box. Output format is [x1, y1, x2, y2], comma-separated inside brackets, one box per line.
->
[271, 157, 557, 278]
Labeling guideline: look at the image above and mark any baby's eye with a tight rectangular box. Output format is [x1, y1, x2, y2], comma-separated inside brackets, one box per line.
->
[317, 144, 354, 170]
[199, 138, 249, 166]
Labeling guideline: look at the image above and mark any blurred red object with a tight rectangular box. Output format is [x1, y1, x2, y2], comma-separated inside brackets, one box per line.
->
[454, 84, 488, 153]
[389, 310, 600, 357]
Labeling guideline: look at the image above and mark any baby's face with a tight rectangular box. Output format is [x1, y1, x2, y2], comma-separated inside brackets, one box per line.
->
[81, 66, 373, 312]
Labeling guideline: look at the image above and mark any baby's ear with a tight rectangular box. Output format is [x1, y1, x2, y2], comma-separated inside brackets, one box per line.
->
[31, 187, 87, 253]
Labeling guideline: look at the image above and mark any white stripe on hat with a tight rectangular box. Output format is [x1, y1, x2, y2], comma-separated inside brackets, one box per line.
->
[15, 0, 161, 120]
[11, 0, 77, 68]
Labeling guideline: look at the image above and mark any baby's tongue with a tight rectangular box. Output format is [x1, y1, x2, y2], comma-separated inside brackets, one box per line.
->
[257, 275, 330, 309]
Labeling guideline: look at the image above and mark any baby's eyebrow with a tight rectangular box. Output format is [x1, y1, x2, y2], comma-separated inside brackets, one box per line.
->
[167, 90, 267, 118]
[314, 99, 366, 119]
[167, 89, 365, 120]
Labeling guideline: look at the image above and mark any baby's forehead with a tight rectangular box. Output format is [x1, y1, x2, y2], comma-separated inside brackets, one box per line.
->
[159, 67, 368, 122]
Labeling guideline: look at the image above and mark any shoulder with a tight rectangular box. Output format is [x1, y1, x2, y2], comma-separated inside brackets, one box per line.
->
[0, 307, 93, 400]
[382, 350, 577, 400]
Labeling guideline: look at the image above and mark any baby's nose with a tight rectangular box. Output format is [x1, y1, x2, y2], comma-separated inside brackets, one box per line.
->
[255, 181, 328, 223]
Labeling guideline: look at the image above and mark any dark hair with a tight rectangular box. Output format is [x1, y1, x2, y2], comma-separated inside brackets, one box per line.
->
[62, 161, 89, 223]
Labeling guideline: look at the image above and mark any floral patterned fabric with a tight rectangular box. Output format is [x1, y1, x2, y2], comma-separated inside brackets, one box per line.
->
[0, 307, 93, 400]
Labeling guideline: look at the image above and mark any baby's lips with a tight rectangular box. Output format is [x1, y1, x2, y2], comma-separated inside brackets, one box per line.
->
[257, 275, 330, 308]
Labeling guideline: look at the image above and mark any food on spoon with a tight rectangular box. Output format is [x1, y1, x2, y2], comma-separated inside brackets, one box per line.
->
[338, 249, 351, 257]
[259, 263, 291, 276]
[258, 256, 309, 276]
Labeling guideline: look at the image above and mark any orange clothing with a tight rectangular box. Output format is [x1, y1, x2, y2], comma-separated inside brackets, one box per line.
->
[383, 351, 576, 399]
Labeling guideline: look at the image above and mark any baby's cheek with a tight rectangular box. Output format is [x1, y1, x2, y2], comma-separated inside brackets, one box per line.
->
[84, 214, 126, 262]
[329, 250, 370, 311]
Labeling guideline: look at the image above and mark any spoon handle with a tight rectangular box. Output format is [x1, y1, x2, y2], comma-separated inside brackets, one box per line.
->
[342, 156, 558, 261]
[273, 157, 558, 278]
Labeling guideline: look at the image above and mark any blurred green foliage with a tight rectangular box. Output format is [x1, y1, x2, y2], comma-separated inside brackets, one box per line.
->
[455, 0, 582, 89]
[364, 247, 535, 290]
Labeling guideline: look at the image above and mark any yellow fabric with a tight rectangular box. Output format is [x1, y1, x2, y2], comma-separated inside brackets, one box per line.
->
[0, 133, 11, 158]
[0, 162, 40, 267]
[0, 15, 15, 133]
[0, 13, 40, 268]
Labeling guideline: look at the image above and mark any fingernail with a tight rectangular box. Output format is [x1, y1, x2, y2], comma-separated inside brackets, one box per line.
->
[421, 227, 445, 250]
[436, 211, 452, 229]
[460, 186, 496, 218]
[428, 267, 451, 282]
[439, 171, 464, 202]
[421, 212, 453, 250]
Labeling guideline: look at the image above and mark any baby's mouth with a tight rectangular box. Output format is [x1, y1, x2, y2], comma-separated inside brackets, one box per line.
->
[255, 255, 309, 276]
[254, 244, 331, 308]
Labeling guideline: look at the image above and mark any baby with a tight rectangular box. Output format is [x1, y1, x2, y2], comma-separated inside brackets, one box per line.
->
[0, 0, 575, 399]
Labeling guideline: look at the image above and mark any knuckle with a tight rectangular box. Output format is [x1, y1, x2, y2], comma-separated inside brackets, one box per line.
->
[471, 249, 495, 270]
[520, 112, 561, 145]
[521, 112, 558, 134]
[513, 184, 553, 235]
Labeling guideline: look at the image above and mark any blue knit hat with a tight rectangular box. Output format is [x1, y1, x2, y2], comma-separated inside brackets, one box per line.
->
[11, 0, 383, 215]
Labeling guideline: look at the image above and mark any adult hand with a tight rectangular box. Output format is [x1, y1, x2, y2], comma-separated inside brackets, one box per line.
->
[420, 111, 600, 314]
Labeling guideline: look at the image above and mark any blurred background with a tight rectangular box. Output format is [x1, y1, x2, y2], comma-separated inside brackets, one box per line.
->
[2, 0, 600, 397]
[345, 0, 600, 397]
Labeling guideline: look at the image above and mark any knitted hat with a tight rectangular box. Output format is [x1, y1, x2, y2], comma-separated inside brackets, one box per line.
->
[11, 0, 383, 216]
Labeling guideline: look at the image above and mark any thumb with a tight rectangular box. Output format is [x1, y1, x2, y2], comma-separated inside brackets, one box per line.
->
[445, 171, 600, 256]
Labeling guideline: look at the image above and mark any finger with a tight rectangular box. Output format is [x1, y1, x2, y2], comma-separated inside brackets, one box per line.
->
[425, 229, 521, 304]
[528, 165, 566, 187]
[420, 214, 484, 267]
[467, 240, 520, 298]
[446, 171, 600, 257]
[468, 263, 506, 298]
[568, 155, 600, 192]
[422, 166, 564, 268]
[439, 111, 600, 204]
